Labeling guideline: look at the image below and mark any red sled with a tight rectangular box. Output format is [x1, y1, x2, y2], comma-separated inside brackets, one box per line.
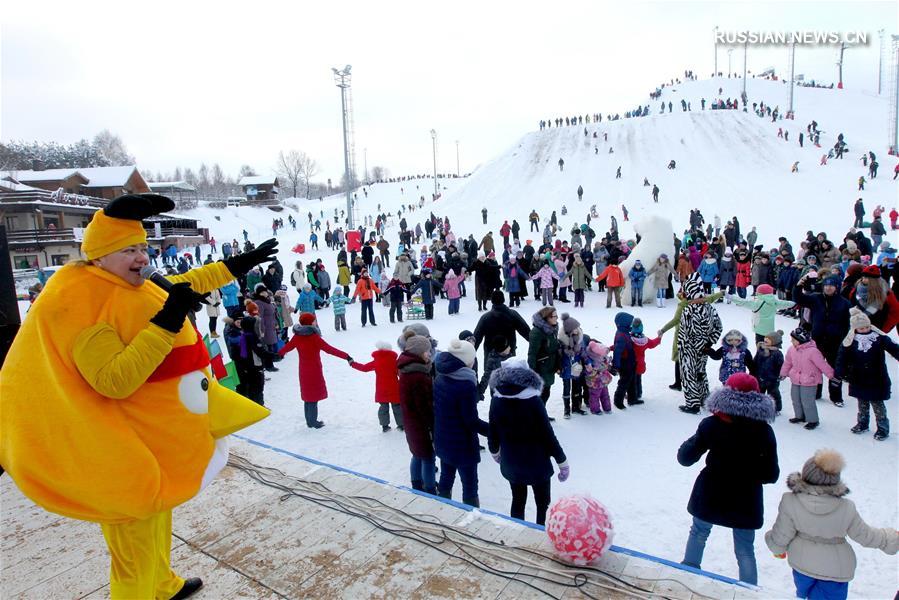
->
[292, 244, 306, 254]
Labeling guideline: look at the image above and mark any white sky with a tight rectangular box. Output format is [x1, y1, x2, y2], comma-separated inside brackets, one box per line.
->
[1, 0, 895, 184]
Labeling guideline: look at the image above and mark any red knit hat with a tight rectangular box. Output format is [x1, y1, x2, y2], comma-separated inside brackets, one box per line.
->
[245, 300, 259, 316]
[862, 265, 881, 278]
[726, 372, 760, 393]
[756, 284, 774, 295]
[299, 312, 316, 326]
[846, 263, 864, 277]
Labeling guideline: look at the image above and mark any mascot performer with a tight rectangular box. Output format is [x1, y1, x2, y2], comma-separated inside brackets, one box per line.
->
[0, 194, 273, 599]
[676, 272, 723, 414]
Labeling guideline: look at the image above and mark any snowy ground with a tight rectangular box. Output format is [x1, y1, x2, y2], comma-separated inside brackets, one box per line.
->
[16, 76, 898, 597]
[173, 217, 893, 597]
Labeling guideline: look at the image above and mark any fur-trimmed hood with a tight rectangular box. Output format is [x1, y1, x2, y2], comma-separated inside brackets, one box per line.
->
[532, 312, 558, 336]
[292, 324, 321, 336]
[786, 472, 850, 501]
[706, 385, 776, 423]
[721, 329, 749, 352]
[489, 360, 544, 399]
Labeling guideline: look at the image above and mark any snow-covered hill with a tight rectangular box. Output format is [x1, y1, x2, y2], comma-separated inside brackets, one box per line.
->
[167, 76, 899, 599]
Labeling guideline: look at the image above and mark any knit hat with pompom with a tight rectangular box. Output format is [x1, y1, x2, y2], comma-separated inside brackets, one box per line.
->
[299, 312, 316, 326]
[801, 449, 845, 487]
[560, 313, 581, 335]
[446, 339, 476, 368]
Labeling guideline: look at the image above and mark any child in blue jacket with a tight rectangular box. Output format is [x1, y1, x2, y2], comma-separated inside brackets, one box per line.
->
[628, 260, 647, 307]
[610, 312, 638, 409]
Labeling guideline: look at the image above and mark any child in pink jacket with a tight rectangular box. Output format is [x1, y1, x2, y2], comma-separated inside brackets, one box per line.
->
[531, 260, 560, 306]
[442, 268, 466, 315]
[780, 327, 834, 430]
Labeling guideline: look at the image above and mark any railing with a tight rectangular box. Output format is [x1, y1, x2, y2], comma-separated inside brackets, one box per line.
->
[7, 228, 78, 243]
[0, 191, 106, 208]
[145, 227, 203, 238]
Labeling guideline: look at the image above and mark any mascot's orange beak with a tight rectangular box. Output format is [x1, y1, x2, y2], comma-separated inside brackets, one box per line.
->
[208, 380, 270, 438]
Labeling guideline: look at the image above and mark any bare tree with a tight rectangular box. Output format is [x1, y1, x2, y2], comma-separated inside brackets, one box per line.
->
[371, 165, 388, 181]
[211, 163, 226, 197]
[238, 165, 257, 178]
[197, 163, 210, 194]
[275, 150, 304, 198]
[299, 154, 319, 198]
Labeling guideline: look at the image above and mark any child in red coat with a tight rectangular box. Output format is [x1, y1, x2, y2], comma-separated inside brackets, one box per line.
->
[630, 318, 661, 401]
[279, 312, 353, 428]
[352, 342, 404, 432]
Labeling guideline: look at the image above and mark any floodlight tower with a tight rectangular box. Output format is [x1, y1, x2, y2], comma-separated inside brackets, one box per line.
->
[889, 35, 899, 154]
[333, 65, 355, 228]
[430, 129, 438, 200]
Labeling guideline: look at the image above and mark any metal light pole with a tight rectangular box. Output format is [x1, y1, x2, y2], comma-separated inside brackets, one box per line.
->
[878, 29, 885, 95]
[430, 129, 438, 200]
[788, 40, 796, 114]
[713, 26, 719, 76]
[742, 35, 748, 95]
[727, 48, 733, 77]
[455, 140, 460, 176]
[836, 42, 857, 88]
[891, 35, 899, 154]
[363, 147, 368, 184]
[333, 65, 354, 228]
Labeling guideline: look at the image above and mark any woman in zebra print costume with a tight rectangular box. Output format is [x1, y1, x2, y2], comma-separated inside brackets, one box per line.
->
[677, 273, 723, 414]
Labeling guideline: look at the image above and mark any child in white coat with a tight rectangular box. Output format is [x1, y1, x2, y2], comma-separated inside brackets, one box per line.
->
[765, 449, 899, 600]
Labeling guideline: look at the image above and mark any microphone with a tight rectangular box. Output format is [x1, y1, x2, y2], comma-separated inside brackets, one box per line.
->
[140, 266, 174, 292]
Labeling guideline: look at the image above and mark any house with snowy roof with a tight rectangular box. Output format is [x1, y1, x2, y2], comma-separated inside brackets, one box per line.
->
[0, 171, 203, 271]
[238, 175, 280, 205]
[1, 165, 150, 199]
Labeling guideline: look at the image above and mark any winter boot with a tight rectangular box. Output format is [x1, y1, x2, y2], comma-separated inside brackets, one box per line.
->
[382, 425, 392, 432]
[850, 423, 869, 434]
[789, 417, 805, 424]
[411, 480, 424, 491]
[423, 485, 438, 495]
[463, 496, 480, 508]
[804, 421, 819, 430]
[678, 404, 700, 414]
[437, 489, 452, 500]
[874, 430, 889, 441]
[171, 578, 204, 600]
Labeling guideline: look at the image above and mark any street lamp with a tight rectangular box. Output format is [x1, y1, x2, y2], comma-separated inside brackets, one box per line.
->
[727, 48, 733, 77]
[430, 129, 438, 200]
[878, 29, 885, 95]
[333, 65, 354, 228]
[713, 25, 719, 76]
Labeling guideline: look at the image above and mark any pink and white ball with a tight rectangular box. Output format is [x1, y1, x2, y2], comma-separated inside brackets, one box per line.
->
[545, 495, 614, 565]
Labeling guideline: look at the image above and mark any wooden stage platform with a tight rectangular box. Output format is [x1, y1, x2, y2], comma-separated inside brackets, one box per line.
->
[2, 439, 765, 599]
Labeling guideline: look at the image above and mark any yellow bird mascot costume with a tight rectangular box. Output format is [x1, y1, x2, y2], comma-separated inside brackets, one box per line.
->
[0, 194, 273, 599]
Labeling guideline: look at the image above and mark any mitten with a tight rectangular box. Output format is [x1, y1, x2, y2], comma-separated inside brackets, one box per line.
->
[557, 461, 570, 482]
[224, 238, 279, 277]
[150, 283, 208, 333]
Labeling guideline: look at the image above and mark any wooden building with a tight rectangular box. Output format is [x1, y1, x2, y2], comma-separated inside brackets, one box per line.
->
[238, 175, 280, 205]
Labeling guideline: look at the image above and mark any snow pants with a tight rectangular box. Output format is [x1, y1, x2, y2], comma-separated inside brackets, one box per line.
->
[100, 510, 185, 600]
[791, 384, 819, 423]
[792, 570, 848, 600]
[378, 403, 404, 428]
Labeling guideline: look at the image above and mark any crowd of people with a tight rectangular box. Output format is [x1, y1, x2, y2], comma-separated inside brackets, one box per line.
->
[46, 78, 892, 598]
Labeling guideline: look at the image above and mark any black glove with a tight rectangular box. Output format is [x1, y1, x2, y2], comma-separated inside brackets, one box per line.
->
[608, 367, 619, 377]
[346, 356, 354, 365]
[150, 283, 209, 333]
[224, 238, 279, 277]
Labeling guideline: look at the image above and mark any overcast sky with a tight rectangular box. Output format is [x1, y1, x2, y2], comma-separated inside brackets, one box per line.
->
[1, 1, 895, 184]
